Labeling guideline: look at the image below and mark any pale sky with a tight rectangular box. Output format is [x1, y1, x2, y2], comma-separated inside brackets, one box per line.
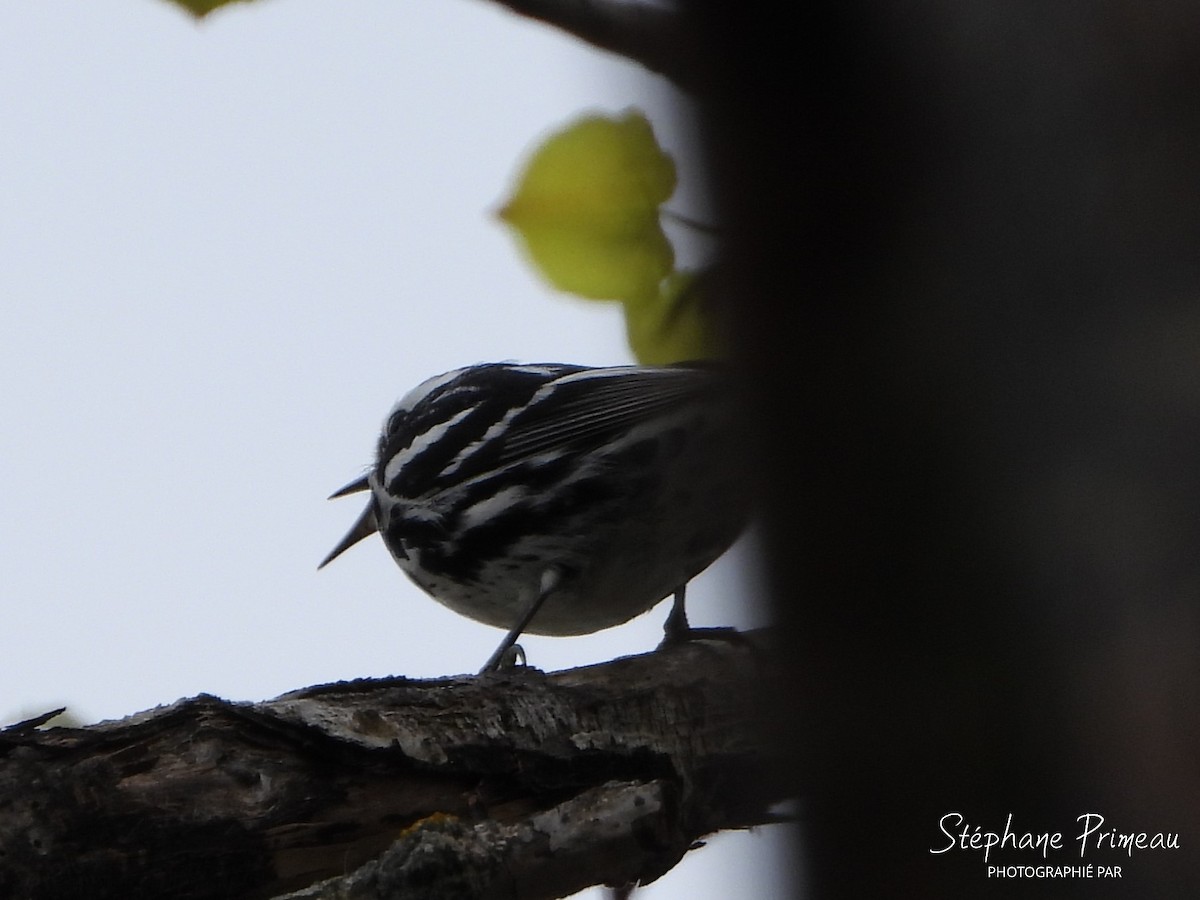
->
[1, 1, 797, 896]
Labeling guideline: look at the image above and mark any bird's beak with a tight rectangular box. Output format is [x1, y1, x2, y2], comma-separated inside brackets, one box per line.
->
[328, 475, 371, 499]
[319, 476, 377, 569]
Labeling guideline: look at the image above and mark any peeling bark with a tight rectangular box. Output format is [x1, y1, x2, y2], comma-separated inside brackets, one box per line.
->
[0, 634, 787, 900]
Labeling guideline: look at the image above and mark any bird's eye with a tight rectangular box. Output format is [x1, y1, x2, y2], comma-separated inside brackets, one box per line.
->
[385, 409, 407, 438]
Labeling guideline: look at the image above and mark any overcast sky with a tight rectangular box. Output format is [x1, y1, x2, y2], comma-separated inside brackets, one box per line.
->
[1, 1, 797, 896]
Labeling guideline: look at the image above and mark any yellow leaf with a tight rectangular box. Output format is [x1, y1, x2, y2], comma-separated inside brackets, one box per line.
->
[624, 270, 724, 365]
[498, 110, 676, 302]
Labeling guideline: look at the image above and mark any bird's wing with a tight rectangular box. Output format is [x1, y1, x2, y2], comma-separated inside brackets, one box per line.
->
[494, 365, 724, 464]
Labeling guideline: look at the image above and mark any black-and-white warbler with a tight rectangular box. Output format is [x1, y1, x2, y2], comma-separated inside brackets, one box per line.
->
[321, 362, 747, 671]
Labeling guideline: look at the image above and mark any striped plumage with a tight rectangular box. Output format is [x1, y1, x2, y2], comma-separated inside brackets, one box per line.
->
[322, 362, 746, 650]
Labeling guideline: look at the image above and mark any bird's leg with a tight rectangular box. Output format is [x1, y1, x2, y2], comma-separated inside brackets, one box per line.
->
[662, 585, 691, 643]
[479, 567, 562, 674]
[659, 583, 745, 649]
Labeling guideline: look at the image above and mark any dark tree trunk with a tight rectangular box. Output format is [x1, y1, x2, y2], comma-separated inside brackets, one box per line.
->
[694, 0, 1200, 896]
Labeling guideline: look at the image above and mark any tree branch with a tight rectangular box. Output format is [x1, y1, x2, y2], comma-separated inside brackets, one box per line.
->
[480, 0, 709, 93]
[0, 634, 786, 900]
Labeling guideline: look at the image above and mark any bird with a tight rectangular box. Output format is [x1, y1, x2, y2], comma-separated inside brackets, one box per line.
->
[320, 362, 748, 672]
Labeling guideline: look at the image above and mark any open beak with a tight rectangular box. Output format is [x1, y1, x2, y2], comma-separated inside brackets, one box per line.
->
[318, 476, 377, 569]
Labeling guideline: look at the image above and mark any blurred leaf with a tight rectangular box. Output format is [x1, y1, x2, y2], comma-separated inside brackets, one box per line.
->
[624, 269, 723, 365]
[498, 110, 677, 302]
[165, 0, 256, 17]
